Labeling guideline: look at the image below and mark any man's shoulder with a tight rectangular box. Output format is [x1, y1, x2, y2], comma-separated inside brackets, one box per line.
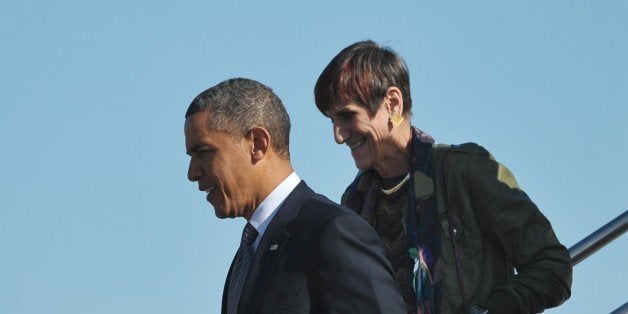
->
[304, 193, 353, 216]
[292, 191, 357, 227]
[282, 181, 354, 219]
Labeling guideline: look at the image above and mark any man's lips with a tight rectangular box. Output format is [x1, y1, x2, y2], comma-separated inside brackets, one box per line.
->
[201, 186, 216, 203]
[199, 186, 216, 194]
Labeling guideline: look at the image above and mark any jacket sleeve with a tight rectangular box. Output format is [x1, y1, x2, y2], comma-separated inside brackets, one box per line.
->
[314, 212, 407, 314]
[463, 153, 572, 313]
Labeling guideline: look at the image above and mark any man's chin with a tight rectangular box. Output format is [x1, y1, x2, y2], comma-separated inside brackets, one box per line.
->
[214, 208, 238, 219]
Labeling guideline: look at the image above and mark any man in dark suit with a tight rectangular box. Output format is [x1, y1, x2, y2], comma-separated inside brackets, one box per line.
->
[184, 78, 406, 314]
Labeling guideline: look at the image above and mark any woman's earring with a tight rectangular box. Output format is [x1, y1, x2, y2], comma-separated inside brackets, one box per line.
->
[390, 111, 404, 126]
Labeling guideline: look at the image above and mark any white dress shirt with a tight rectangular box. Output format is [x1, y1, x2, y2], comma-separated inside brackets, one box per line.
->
[248, 172, 301, 252]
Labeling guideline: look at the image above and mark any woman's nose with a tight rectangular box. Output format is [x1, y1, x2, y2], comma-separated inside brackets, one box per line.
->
[333, 123, 348, 144]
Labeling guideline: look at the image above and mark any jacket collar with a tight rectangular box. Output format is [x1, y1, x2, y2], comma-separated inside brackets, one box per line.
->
[238, 181, 313, 314]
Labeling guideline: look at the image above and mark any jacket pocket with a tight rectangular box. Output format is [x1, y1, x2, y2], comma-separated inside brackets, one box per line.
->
[440, 213, 481, 263]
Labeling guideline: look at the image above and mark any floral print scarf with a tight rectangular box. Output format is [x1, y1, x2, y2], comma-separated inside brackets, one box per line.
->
[341, 127, 442, 314]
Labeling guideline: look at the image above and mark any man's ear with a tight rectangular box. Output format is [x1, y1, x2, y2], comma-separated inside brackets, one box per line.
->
[248, 126, 271, 163]
[384, 86, 404, 115]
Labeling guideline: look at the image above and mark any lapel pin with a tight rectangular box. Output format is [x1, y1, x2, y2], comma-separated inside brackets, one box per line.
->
[270, 244, 279, 251]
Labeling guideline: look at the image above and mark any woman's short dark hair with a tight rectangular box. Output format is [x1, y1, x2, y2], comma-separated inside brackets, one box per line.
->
[314, 40, 412, 117]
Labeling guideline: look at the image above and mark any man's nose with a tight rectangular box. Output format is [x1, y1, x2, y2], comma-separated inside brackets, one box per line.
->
[188, 160, 201, 182]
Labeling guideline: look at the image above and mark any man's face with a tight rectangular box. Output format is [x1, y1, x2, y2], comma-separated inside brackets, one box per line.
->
[185, 112, 255, 219]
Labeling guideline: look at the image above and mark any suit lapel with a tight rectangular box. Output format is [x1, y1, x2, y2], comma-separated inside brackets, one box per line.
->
[239, 181, 313, 314]
[222, 257, 235, 314]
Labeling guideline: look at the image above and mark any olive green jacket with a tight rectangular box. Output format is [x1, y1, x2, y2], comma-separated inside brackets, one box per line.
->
[342, 142, 572, 313]
[433, 143, 572, 313]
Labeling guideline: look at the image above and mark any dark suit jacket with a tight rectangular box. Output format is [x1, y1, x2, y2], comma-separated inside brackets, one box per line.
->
[221, 181, 406, 313]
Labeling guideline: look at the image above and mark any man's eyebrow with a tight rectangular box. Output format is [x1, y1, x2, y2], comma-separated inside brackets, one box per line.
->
[186, 144, 205, 156]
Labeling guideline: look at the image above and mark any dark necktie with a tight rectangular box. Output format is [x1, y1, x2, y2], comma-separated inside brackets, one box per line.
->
[227, 222, 258, 314]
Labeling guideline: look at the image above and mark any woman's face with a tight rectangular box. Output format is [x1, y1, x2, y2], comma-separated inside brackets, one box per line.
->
[328, 102, 390, 171]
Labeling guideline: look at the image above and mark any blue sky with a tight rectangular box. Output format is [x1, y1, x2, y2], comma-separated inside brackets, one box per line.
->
[1, 1, 626, 313]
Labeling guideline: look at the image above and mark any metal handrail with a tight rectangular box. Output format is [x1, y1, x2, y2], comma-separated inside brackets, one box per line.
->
[610, 302, 628, 314]
[568, 210, 628, 266]
[567, 210, 627, 313]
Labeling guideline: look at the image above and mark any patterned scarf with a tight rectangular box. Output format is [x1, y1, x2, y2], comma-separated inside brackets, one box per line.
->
[341, 127, 442, 314]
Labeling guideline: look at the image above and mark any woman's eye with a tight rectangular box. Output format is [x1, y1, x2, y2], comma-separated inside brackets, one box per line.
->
[340, 112, 354, 121]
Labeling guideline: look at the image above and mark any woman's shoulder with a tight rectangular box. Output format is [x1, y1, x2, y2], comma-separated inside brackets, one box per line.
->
[433, 142, 498, 179]
[434, 142, 492, 159]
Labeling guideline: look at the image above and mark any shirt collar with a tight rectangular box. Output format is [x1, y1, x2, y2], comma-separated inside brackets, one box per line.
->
[248, 172, 301, 251]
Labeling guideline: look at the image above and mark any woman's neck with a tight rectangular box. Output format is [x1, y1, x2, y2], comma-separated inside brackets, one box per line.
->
[375, 123, 413, 179]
